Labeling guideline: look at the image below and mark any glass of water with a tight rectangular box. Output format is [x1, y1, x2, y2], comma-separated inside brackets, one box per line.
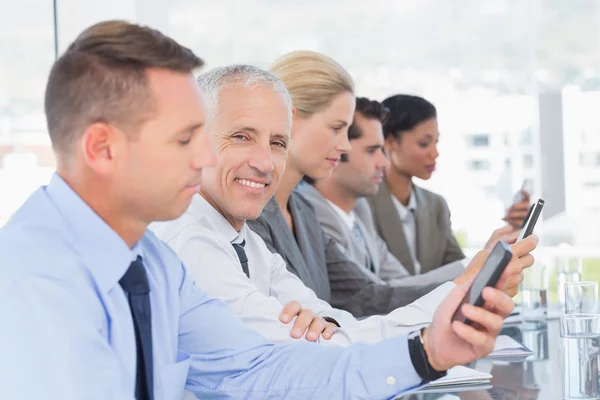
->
[556, 255, 583, 307]
[520, 263, 548, 326]
[565, 281, 599, 314]
[560, 313, 600, 399]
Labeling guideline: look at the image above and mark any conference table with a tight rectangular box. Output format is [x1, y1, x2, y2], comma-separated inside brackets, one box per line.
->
[397, 319, 563, 400]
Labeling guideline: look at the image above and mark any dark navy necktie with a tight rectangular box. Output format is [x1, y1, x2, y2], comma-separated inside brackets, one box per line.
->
[232, 240, 250, 278]
[119, 256, 154, 400]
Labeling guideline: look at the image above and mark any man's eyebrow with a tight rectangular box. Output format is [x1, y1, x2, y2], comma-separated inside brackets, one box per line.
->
[227, 126, 259, 135]
[271, 133, 289, 143]
[173, 121, 205, 136]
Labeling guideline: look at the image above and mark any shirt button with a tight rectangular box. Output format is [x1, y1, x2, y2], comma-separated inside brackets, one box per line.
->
[386, 376, 396, 385]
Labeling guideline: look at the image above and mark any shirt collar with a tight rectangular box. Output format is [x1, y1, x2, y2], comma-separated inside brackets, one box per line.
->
[45, 173, 141, 293]
[390, 190, 417, 221]
[326, 199, 356, 230]
[190, 193, 243, 244]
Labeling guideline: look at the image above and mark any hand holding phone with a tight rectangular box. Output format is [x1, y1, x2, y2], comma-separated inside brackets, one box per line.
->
[517, 198, 544, 241]
[452, 241, 513, 325]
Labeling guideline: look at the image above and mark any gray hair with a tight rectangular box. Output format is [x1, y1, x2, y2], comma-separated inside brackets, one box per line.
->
[197, 64, 292, 120]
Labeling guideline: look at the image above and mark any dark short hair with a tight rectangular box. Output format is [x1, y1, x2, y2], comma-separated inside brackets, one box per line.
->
[339, 97, 389, 163]
[347, 97, 390, 141]
[45, 20, 204, 156]
[381, 94, 436, 140]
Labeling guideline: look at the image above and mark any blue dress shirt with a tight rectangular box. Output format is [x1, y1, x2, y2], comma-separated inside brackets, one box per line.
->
[0, 173, 421, 399]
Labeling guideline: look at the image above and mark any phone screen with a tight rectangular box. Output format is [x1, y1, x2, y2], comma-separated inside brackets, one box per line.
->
[520, 204, 534, 229]
[466, 244, 510, 305]
[453, 241, 513, 323]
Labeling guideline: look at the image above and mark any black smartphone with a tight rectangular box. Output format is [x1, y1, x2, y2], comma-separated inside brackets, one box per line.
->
[452, 241, 513, 325]
[517, 198, 545, 241]
[520, 204, 534, 229]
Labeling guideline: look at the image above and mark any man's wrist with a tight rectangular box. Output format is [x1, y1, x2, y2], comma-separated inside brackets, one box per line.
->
[408, 328, 448, 382]
[421, 327, 446, 372]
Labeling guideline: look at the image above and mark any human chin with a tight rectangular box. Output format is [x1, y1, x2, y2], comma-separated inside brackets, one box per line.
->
[306, 163, 335, 181]
[155, 200, 191, 222]
[233, 201, 265, 222]
[362, 182, 379, 197]
[415, 170, 433, 180]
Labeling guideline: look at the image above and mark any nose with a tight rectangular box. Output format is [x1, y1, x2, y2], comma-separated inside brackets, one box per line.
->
[191, 128, 218, 170]
[431, 143, 439, 160]
[376, 149, 389, 169]
[248, 143, 274, 174]
[337, 129, 352, 154]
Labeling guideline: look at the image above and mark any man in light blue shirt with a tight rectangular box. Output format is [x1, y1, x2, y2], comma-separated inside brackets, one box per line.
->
[0, 20, 519, 399]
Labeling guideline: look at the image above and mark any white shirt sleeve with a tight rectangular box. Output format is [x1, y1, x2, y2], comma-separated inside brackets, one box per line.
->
[159, 222, 351, 345]
[159, 219, 455, 347]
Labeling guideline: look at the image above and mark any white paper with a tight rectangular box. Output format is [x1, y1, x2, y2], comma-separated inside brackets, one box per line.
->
[485, 335, 533, 358]
[427, 365, 492, 387]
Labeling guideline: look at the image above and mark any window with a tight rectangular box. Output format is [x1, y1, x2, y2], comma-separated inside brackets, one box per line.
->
[583, 181, 600, 189]
[520, 128, 533, 145]
[467, 133, 490, 147]
[581, 129, 600, 145]
[0, 0, 55, 227]
[580, 152, 600, 167]
[468, 159, 491, 171]
[2, 0, 600, 248]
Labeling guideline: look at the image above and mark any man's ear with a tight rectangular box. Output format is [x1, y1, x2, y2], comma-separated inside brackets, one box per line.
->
[80, 122, 120, 176]
[384, 134, 397, 153]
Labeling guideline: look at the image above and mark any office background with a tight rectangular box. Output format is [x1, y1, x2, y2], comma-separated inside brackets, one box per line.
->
[2, 0, 600, 254]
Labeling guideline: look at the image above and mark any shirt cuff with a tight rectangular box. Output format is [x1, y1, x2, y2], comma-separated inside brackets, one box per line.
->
[358, 334, 425, 398]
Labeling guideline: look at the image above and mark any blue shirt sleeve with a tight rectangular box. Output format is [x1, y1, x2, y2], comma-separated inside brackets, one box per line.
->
[177, 263, 423, 399]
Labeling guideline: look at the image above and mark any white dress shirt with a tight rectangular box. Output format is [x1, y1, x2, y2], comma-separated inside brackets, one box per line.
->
[151, 194, 455, 346]
[326, 199, 356, 230]
[390, 191, 423, 275]
[327, 199, 375, 272]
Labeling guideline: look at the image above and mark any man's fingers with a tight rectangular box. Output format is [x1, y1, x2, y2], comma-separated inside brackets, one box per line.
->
[305, 317, 327, 342]
[509, 207, 530, 215]
[290, 309, 316, 339]
[509, 234, 539, 257]
[321, 322, 337, 340]
[460, 303, 504, 335]
[500, 252, 534, 280]
[500, 231, 521, 245]
[482, 287, 515, 318]
[280, 300, 302, 323]
[495, 225, 516, 236]
[451, 320, 495, 356]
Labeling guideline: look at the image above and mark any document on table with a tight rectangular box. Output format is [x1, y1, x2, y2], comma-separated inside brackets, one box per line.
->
[485, 335, 534, 359]
[422, 365, 492, 389]
[407, 366, 493, 395]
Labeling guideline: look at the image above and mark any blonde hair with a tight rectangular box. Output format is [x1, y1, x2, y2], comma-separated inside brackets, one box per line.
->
[269, 50, 354, 118]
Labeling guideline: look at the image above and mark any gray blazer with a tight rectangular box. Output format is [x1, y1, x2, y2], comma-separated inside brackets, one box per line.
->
[298, 183, 464, 286]
[247, 191, 440, 318]
[361, 179, 466, 276]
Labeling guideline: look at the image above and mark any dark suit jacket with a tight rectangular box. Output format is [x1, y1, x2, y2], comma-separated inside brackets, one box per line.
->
[297, 183, 464, 286]
[247, 191, 440, 318]
[361, 180, 466, 276]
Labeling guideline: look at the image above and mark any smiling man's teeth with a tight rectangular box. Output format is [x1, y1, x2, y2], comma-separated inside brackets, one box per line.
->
[236, 178, 266, 188]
